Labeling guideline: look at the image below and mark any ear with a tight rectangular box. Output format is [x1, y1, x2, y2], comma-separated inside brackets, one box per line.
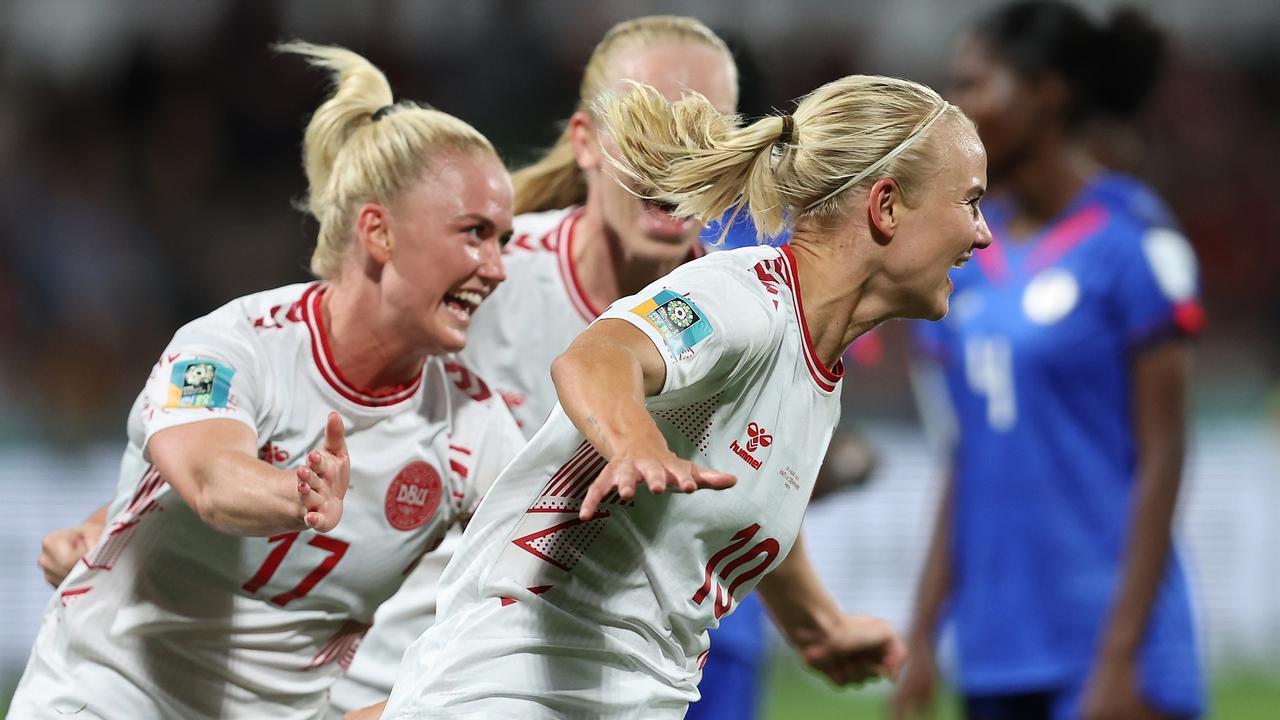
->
[568, 110, 602, 172]
[355, 202, 393, 265]
[866, 177, 901, 242]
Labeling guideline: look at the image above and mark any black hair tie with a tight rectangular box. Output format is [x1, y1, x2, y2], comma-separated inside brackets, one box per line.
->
[371, 105, 396, 122]
[777, 115, 795, 146]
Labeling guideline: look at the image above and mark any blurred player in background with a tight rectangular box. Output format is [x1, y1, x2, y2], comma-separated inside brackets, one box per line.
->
[894, 3, 1206, 719]
[381, 72, 989, 719]
[333, 16, 774, 720]
[11, 43, 524, 719]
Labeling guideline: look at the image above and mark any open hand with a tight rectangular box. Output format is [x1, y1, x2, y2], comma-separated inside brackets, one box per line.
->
[296, 412, 350, 532]
[578, 448, 735, 520]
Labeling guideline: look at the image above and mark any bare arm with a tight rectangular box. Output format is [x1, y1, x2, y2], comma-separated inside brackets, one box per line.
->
[891, 471, 953, 718]
[147, 412, 349, 536]
[552, 320, 735, 520]
[757, 536, 906, 685]
[1082, 341, 1191, 719]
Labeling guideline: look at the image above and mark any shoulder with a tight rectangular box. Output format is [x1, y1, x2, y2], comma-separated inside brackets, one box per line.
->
[507, 207, 579, 255]
[1091, 174, 1179, 239]
[173, 283, 315, 350]
[654, 247, 786, 336]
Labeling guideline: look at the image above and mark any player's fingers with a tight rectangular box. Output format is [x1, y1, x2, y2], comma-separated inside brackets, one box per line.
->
[692, 465, 737, 490]
[670, 462, 696, 493]
[579, 469, 616, 520]
[636, 459, 669, 495]
[614, 461, 640, 502]
[324, 411, 347, 458]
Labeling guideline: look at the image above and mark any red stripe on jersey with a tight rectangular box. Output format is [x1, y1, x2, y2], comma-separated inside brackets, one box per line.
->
[302, 284, 423, 407]
[546, 446, 599, 497]
[544, 441, 595, 496]
[1025, 204, 1108, 274]
[449, 459, 469, 479]
[443, 361, 493, 402]
[560, 456, 609, 501]
[779, 246, 843, 393]
[59, 586, 92, 606]
[555, 208, 602, 323]
[448, 444, 472, 455]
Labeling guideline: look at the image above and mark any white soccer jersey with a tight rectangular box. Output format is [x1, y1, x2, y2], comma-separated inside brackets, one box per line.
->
[383, 245, 844, 719]
[328, 206, 710, 714]
[328, 208, 583, 716]
[10, 282, 523, 720]
[460, 205, 595, 434]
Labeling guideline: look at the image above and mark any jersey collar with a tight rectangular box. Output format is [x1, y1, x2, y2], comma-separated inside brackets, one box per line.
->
[302, 284, 423, 407]
[778, 245, 844, 394]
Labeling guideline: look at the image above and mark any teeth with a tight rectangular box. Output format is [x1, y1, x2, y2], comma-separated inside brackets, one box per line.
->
[449, 290, 483, 310]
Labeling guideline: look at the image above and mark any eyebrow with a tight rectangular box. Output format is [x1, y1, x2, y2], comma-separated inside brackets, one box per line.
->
[453, 213, 495, 230]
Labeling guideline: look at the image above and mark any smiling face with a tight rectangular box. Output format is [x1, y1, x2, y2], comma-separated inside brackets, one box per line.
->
[377, 150, 513, 354]
[575, 40, 737, 262]
[880, 121, 992, 320]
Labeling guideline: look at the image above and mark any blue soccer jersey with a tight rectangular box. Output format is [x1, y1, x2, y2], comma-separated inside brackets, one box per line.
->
[916, 173, 1206, 714]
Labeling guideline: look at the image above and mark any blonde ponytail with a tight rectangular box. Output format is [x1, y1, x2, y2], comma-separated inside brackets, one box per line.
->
[511, 15, 736, 215]
[277, 41, 498, 279]
[597, 74, 971, 242]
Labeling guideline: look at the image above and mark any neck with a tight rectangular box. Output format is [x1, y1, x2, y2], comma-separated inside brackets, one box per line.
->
[574, 201, 691, 309]
[321, 276, 427, 392]
[787, 233, 890, 370]
[1004, 137, 1101, 235]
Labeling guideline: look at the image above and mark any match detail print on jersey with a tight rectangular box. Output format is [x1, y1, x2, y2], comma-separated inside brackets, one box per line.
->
[630, 289, 712, 361]
[165, 358, 235, 409]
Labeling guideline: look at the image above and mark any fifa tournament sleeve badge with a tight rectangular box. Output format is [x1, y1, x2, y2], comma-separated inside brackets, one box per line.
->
[630, 289, 712, 361]
[165, 358, 236, 409]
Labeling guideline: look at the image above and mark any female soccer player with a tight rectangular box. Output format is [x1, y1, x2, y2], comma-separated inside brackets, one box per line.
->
[892, 3, 1206, 719]
[380, 72, 991, 718]
[330, 16, 770, 720]
[10, 43, 524, 719]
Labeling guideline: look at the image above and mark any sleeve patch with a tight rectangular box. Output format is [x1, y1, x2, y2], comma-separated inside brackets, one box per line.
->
[630, 289, 713, 361]
[1141, 228, 1197, 302]
[165, 359, 236, 409]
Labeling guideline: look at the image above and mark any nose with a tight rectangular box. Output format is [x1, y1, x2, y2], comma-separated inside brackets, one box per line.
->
[974, 213, 993, 250]
[478, 239, 506, 285]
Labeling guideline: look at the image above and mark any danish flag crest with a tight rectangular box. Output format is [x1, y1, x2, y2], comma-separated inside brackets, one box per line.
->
[745, 422, 773, 452]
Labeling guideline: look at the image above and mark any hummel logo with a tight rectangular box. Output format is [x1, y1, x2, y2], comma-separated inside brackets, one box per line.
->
[745, 422, 772, 452]
[730, 422, 773, 470]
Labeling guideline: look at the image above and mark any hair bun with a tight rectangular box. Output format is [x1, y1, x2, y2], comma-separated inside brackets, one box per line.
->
[1093, 7, 1166, 118]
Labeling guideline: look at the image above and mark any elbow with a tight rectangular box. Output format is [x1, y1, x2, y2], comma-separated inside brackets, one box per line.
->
[550, 350, 578, 394]
[188, 478, 227, 531]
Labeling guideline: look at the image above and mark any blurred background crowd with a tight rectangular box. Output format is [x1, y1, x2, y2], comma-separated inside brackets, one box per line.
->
[1, 1, 1276, 717]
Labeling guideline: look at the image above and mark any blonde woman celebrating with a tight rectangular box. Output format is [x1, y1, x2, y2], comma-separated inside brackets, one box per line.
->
[10, 43, 523, 719]
[332, 17, 776, 720]
[382, 74, 992, 719]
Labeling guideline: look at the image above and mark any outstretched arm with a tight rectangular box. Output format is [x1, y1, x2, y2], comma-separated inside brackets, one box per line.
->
[757, 536, 907, 686]
[148, 412, 350, 536]
[552, 319, 736, 521]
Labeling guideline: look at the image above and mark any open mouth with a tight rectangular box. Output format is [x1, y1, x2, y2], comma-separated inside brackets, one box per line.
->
[952, 252, 973, 269]
[442, 289, 484, 321]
